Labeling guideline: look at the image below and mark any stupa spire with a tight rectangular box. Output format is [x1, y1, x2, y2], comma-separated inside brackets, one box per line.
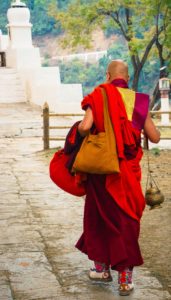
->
[11, 1, 26, 7]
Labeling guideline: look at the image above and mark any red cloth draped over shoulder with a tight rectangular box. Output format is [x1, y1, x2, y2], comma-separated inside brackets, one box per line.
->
[81, 83, 145, 222]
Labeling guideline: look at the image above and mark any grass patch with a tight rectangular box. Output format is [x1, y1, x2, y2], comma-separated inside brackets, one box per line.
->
[44, 147, 61, 157]
[37, 147, 62, 163]
[150, 148, 161, 156]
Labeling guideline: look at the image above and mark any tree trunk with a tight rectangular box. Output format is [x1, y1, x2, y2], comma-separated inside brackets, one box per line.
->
[131, 66, 142, 91]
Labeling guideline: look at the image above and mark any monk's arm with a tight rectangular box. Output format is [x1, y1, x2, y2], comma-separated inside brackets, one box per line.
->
[78, 107, 93, 137]
[144, 112, 160, 143]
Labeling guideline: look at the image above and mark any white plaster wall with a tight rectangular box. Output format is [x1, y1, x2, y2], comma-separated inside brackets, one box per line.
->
[6, 48, 41, 69]
[161, 97, 170, 125]
[8, 26, 33, 48]
[31, 82, 83, 113]
[18, 67, 60, 102]
[34, 67, 61, 85]
[51, 83, 83, 113]
[3, 4, 83, 110]
[0, 34, 9, 51]
[19, 67, 83, 113]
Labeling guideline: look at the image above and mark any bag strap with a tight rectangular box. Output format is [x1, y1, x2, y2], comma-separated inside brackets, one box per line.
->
[100, 88, 118, 160]
[101, 88, 113, 134]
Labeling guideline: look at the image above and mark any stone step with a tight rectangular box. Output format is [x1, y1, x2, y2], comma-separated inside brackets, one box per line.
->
[0, 90, 25, 94]
[0, 97, 27, 103]
[0, 94, 27, 102]
[0, 69, 18, 73]
[0, 89, 26, 94]
[0, 84, 25, 89]
[0, 73, 19, 78]
[0, 78, 19, 82]
[0, 76, 21, 80]
[0, 93, 26, 98]
[0, 87, 24, 93]
[0, 68, 27, 103]
[0, 86, 25, 92]
[0, 68, 18, 74]
[0, 90, 25, 95]
[0, 70, 22, 81]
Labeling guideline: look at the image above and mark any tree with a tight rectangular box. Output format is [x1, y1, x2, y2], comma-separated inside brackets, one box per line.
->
[25, 0, 73, 35]
[49, 0, 171, 91]
[0, 0, 61, 36]
[146, 0, 171, 107]
[0, 1, 11, 33]
[60, 41, 160, 96]
[26, 0, 58, 35]
[154, 0, 171, 70]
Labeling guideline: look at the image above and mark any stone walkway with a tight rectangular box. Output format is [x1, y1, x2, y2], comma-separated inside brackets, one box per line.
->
[0, 103, 170, 300]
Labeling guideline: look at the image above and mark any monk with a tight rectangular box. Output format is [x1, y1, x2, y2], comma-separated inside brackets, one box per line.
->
[76, 60, 160, 296]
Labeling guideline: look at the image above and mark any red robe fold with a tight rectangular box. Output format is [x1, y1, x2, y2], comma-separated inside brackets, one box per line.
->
[81, 83, 145, 221]
[76, 81, 149, 270]
[76, 174, 143, 271]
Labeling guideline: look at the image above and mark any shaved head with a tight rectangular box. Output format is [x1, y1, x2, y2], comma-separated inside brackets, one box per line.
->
[106, 60, 129, 83]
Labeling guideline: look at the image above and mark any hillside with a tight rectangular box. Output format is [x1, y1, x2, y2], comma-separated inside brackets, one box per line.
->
[33, 30, 119, 59]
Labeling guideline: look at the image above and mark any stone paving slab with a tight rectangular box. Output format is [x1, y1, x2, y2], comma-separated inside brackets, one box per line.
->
[0, 103, 171, 300]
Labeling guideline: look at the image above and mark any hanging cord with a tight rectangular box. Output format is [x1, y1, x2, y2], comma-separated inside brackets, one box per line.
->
[144, 135, 164, 209]
[145, 135, 160, 192]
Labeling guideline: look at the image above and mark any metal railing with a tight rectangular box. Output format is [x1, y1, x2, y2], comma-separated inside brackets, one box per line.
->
[42, 102, 171, 150]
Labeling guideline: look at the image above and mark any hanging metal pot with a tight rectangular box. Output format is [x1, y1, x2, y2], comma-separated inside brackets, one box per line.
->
[144, 136, 164, 210]
[145, 184, 164, 209]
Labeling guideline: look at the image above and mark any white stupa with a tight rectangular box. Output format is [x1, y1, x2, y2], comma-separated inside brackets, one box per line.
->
[1, 0, 83, 112]
[6, 0, 41, 68]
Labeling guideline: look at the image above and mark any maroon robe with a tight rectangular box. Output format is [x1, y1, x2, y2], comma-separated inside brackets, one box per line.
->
[75, 79, 149, 271]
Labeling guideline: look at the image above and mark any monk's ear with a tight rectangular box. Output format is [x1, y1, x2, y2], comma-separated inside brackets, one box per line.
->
[106, 71, 110, 82]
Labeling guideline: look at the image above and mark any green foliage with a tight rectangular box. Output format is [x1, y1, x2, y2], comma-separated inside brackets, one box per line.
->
[50, 0, 171, 91]
[59, 59, 90, 94]
[0, 1, 11, 34]
[0, 0, 69, 36]
[59, 41, 160, 96]
[103, 19, 120, 38]
[0, 0, 170, 97]
[26, 0, 61, 36]
[42, 61, 50, 67]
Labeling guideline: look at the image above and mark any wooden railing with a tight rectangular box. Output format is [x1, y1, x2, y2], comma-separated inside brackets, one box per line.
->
[143, 111, 171, 149]
[42, 102, 84, 150]
[42, 102, 171, 150]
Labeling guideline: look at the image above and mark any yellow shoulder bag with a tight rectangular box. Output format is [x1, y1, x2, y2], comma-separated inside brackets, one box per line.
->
[72, 88, 120, 174]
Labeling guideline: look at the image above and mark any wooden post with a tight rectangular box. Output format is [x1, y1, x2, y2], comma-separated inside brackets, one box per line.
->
[143, 134, 149, 150]
[0, 52, 6, 67]
[43, 102, 49, 150]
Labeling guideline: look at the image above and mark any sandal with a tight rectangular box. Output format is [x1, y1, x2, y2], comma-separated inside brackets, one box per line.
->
[119, 282, 134, 296]
[89, 268, 113, 282]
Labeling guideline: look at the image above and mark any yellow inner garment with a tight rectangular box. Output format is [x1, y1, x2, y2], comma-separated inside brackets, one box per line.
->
[117, 87, 136, 120]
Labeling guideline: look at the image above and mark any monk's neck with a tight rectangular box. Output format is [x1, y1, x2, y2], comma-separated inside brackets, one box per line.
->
[111, 78, 128, 88]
